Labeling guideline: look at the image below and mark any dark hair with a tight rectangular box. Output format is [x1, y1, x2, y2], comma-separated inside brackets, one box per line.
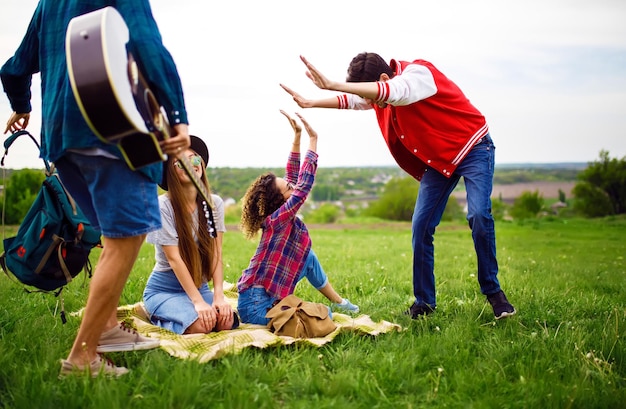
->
[346, 52, 394, 82]
[239, 173, 286, 240]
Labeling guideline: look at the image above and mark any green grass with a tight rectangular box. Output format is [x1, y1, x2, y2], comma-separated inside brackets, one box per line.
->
[0, 217, 624, 409]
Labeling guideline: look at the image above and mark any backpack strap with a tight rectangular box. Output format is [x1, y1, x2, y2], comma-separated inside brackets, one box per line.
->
[1, 130, 51, 174]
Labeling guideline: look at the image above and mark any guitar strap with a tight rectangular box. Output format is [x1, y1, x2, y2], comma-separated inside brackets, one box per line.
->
[201, 199, 217, 238]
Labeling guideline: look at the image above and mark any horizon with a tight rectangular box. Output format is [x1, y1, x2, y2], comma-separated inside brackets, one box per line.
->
[0, 160, 592, 172]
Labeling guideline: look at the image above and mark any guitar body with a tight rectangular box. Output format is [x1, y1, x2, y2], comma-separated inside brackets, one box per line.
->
[65, 7, 217, 236]
[65, 6, 165, 170]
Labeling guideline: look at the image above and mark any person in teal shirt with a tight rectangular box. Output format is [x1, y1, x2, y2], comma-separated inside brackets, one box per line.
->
[2, 0, 192, 378]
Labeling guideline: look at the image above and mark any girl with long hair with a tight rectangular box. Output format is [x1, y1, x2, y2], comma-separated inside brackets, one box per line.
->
[143, 136, 237, 333]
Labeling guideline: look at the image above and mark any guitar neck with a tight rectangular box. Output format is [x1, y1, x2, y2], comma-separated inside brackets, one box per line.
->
[176, 155, 211, 204]
[149, 108, 211, 205]
[176, 154, 216, 237]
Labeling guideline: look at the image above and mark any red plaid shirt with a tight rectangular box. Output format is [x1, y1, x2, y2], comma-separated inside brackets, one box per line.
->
[237, 150, 318, 299]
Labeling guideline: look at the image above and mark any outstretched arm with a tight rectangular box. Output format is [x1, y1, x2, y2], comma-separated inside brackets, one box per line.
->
[282, 55, 383, 105]
[280, 83, 339, 109]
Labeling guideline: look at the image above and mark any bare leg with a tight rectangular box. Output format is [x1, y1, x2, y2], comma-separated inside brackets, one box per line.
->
[318, 282, 343, 304]
[65, 235, 146, 366]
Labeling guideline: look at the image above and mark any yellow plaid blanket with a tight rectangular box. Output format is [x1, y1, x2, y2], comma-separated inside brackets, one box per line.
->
[112, 285, 402, 363]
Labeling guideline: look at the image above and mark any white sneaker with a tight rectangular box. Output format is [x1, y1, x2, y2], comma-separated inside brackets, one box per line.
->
[97, 322, 160, 353]
[332, 298, 360, 314]
[59, 354, 129, 378]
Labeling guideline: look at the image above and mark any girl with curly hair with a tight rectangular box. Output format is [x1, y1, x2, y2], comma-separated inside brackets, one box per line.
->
[236, 111, 359, 325]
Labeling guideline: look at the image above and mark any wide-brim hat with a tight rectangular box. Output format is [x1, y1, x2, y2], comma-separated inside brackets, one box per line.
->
[159, 135, 209, 191]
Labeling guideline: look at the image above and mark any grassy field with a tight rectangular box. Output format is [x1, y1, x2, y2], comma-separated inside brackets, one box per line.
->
[0, 216, 624, 409]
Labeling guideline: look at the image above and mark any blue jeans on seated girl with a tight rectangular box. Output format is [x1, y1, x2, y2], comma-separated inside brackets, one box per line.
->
[237, 249, 331, 325]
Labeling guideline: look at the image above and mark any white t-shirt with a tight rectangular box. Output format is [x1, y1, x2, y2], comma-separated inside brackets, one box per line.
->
[147, 193, 226, 272]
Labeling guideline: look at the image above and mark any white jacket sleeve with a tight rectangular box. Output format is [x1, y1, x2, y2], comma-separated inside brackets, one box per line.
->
[384, 64, 437, 106]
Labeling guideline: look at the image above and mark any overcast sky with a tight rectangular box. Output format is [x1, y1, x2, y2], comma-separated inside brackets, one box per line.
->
[1, 0, 625, 170]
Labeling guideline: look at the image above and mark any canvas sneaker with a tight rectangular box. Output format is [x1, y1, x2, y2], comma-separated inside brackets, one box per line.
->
[487, 290, 516, 320]
[59, 354, 129, 378]
[97, 322, 160, 353]
[332, 298, 360, 314]
[404, 302, 435, 319]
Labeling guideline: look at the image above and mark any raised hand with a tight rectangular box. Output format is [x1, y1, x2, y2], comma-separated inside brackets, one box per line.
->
[295, 113, 317, 143]
[279, 109, 302, 134]
[300, 55, 333, 91]
[280, 83, 315, 109]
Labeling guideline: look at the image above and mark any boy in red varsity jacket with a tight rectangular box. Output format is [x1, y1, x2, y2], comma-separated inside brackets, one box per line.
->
[281, 52, 516, 320]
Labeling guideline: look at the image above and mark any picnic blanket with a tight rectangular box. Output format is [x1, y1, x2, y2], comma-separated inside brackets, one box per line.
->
[111, 283, 402, 363]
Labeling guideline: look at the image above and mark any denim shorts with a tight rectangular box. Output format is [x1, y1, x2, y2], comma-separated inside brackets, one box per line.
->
[54, 153, 161, 238]
[237, 287, 276, 326]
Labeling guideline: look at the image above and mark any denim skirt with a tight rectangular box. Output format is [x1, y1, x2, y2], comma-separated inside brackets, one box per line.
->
[143, 270, 214, 334]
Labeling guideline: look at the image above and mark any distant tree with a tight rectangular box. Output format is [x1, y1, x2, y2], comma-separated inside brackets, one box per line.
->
[572, 150, 626, 217]
[558, 189, 566, 203]
[572, 183, 613, 217]
[1, 169, 45, 224]
[365, 176, 418, 221]
[306, 203, 341, 224]
[311, 183, 341, 202]
[510, 190, 544, 220]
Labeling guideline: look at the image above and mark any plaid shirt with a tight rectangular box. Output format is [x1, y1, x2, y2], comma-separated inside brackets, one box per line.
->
[237, 150, 318, 299]
[0, 0, 188, 183]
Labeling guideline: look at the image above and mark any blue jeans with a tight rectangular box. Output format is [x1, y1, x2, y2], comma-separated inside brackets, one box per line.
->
[411, 134, 501, 308]
[237, 249, 330, 325]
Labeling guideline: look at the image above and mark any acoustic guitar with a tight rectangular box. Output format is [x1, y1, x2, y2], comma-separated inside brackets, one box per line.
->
[65, 6, 216, 236]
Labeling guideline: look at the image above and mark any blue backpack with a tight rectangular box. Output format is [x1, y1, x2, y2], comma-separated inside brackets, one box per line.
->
[0, 131, 101, 312]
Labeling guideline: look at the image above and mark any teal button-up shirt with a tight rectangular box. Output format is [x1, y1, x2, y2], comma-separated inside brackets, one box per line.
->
[1, 0, 188, 183]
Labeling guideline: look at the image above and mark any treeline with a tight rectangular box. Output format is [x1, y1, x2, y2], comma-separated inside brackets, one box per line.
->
[207, 164, 583, 203]
[3, 152, 625, 224]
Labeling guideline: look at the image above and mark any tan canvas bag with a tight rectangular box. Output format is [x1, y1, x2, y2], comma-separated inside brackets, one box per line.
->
[265, 294, 337, 338]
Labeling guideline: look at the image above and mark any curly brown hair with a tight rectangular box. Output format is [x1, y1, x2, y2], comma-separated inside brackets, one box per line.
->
[165, 156, 217, 287]
[239, 172, 286, 240]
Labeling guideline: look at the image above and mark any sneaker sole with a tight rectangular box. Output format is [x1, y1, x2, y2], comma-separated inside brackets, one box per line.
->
[495, 309, 517, 320]
[96, 340, 160, 353]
